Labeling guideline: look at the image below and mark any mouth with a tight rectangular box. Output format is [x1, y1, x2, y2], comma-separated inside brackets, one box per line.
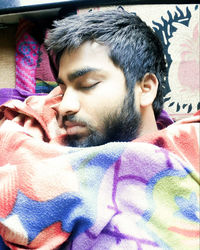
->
[64, 121, 88, 136]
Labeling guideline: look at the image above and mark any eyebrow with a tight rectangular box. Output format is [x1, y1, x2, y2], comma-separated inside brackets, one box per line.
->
[57, 67, 100, 85]
[68, 67, 100, 82]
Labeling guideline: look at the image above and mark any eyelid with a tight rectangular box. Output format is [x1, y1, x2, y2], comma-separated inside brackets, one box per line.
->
[80, 81, 100, 90]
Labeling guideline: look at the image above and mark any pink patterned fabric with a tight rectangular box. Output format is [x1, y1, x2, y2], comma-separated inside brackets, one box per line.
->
[35, 43, 57, 93]
[16, 32, 39, 93]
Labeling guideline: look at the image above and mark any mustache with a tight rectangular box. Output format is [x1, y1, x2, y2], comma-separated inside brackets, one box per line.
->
[62, 115, 92, 129]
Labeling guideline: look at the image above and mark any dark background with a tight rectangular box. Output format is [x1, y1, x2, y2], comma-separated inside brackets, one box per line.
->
[0, 0, 199, 15]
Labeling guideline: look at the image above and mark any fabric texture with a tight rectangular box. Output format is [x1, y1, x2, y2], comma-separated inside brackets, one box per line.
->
[15, 23, 39, 93]
[35, 43, 58, 93]
[0, 88, 45, 106]
[0, 88, 199, 250]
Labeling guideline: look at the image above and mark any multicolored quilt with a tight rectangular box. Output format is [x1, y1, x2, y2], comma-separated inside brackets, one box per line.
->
[0, 88, 199, 249]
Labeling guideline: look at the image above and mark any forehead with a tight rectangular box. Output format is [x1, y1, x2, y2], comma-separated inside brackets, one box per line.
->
[59, 41, 116, 75]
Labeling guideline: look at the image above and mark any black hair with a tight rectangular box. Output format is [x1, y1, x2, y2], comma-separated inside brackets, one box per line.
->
[45, 9, 167, 118]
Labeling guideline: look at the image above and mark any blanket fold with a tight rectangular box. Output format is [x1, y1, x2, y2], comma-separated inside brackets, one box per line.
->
[0, 91, 199, 250]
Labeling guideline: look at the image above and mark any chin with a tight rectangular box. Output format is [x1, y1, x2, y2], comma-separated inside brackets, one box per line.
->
[66, 131, 106, 147]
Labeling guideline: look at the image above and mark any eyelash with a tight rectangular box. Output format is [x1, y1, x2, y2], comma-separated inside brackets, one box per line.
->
[80, 82, 100, 90]
[58, 81, 100, 93]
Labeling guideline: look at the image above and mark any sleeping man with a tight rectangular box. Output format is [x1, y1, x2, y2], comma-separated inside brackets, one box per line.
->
[0, 9, 199, 250]
[45, 8, 166, 147]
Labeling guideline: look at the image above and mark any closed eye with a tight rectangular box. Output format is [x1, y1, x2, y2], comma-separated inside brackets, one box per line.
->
[80, 82, 100, 90]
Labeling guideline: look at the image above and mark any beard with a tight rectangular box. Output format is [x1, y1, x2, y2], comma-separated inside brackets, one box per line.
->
[63, 93, 141, 147]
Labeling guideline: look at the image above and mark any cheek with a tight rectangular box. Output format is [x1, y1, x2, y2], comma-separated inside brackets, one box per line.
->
[85, 96, 123, 129]
[79, 98, 109, 130]
[79, 80, 126, 126]
[84, 93, 122, 115]
[93, 83, 126, 108]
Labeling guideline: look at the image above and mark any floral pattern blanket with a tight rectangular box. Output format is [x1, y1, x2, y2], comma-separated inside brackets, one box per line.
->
[0, 88, 199, 250]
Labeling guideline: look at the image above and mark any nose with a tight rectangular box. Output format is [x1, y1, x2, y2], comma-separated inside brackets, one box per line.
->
[58, 87, 80, 117]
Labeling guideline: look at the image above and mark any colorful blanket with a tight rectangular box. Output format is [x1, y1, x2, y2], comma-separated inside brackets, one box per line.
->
[0, 88, 199, 250]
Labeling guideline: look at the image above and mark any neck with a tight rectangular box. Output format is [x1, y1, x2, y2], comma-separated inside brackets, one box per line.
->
[138, 106, 158, 137]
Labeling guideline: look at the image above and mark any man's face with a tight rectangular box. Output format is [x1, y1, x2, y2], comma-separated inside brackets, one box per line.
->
[57, 41, 141, 147]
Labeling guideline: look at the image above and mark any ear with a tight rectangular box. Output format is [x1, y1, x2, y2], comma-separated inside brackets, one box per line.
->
[139, 73, 158, 107]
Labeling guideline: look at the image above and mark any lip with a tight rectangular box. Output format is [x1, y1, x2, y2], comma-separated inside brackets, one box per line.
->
[64, 121, 87, 135]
